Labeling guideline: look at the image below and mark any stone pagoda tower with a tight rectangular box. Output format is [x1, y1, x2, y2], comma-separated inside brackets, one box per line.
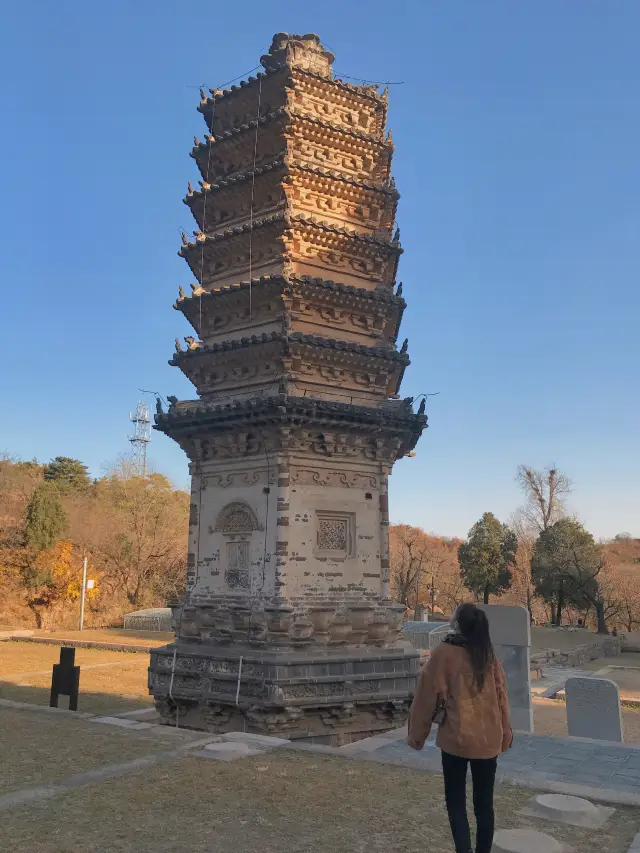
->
[149, 33, 427, 743]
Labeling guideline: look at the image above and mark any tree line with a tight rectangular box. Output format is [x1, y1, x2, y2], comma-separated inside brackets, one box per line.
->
[390, 464, 640, 634]
[2, 453, 638, 634]
[0, 454, 188, 629]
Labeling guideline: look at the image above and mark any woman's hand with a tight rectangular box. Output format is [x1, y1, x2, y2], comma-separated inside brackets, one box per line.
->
[502, 728, 514, 752]
[407, 736, 424, 751]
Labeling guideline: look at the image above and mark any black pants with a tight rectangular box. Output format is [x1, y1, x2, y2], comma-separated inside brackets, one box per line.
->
[441, 751, 497, 853]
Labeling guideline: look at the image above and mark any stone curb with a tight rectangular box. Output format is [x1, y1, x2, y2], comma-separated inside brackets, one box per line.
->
[628, 831, 640, 853]
[0, 636, 157, 653]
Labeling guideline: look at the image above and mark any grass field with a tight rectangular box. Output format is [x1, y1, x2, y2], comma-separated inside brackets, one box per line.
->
[1, 712, 638, 853]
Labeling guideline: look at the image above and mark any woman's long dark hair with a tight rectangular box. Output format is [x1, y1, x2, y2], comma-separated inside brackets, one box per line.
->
[455, 603, 495, 690]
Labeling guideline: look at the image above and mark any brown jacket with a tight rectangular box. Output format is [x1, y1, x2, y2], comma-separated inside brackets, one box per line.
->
[408, 641, 512, 759]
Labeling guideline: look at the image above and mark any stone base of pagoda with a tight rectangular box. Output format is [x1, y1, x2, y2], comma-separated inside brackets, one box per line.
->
[148, 641, 419, 745]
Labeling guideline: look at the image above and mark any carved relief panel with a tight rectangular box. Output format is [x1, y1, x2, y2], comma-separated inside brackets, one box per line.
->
[315, 510, 355, 559]
[213, 501, 261, 590]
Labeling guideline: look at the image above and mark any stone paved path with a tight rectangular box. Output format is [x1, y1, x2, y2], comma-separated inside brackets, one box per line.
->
[531, 665, 605, 698]
[344, 728, 640, 801]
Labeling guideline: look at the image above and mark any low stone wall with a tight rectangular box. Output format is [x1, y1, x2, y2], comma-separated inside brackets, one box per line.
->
[532, 636, 622, 669]
[0, 637, 153, 654]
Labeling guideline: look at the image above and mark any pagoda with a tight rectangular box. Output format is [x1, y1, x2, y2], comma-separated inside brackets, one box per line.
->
[149, 33, 427, 743]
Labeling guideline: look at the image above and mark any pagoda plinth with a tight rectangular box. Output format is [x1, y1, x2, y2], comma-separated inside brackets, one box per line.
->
[149, 33, 427, 744]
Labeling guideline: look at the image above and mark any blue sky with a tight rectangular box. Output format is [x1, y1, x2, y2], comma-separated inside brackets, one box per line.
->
[1, 1, 638, 539]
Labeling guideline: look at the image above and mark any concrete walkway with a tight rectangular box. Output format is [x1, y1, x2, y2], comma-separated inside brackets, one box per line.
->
[341, 727, 640, 804]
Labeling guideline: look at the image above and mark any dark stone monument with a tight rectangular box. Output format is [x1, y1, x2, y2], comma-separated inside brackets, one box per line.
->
[50, 646, 80, 711]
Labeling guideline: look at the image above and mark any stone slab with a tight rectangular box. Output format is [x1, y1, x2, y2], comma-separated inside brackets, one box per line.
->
[220, 732, 291, 747]
[196, 741, 265, 761]
[493, 828, 566, 853]
[479, 604, 530, 648]
[566, 677, 624, 742]
[89, 716, 153, 730]
[628, 831, 640, 853]
[113, 706, 159, 719]
[480, 605, 533, 733]
[521, 793, 614, 828]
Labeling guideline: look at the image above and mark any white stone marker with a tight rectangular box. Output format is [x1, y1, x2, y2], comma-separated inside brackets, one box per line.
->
[565, 676, 623, 742]
[493, 828, 564, 853]
[479, 604, 533, 733]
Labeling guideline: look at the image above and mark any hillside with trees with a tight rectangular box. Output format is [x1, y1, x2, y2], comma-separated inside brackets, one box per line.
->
[0, 454, 188, 629]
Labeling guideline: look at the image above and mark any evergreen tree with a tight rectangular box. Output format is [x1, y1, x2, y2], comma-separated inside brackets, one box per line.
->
[458, 512, 517, 603]
[25, 483, 69, 552]
[531, 518, 608, 631]
[43, 456, 90, 490]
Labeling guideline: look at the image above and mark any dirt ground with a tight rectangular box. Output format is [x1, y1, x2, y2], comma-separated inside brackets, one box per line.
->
[1, 742, 638, 853]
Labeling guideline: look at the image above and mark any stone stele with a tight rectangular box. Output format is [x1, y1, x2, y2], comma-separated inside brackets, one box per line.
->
[565, 676, 624, 742]
[147, 33, 427, 744]
[479, 603, 533, 733]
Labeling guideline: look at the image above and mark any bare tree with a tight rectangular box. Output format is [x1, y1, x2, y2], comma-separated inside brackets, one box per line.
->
[515, 465, 572, 534]
[390, 525, 455, 617]
[516, 465, 572, 624]
[509, 512, 536, 619]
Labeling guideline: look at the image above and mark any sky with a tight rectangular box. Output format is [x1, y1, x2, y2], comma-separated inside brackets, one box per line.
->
[1, 1, 638, 540]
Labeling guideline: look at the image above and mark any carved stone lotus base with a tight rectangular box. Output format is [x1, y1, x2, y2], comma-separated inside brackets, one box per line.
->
[148, 641, 419, 744]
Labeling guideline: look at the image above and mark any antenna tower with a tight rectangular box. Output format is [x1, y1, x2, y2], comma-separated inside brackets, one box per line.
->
[128, 401, 151, 476]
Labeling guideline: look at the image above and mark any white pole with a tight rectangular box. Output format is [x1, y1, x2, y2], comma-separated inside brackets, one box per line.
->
[79, 556, 88, 631]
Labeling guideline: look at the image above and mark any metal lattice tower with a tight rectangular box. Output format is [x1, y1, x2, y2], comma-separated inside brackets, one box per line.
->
[128, 401, 151, 476]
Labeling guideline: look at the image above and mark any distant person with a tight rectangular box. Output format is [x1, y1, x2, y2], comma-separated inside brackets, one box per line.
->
[577, 618, 583, 628]
[408, 603, 513, 853]
[612, 627, 618, 637]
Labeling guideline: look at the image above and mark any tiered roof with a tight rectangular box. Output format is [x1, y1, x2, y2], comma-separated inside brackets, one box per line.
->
[160, 33, 425, 445]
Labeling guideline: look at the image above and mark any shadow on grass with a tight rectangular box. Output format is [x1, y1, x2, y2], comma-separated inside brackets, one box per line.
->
[0, 680, 154, 716]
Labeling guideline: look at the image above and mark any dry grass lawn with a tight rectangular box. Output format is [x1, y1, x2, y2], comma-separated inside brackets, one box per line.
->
[0, 643, 133, 675]
[0, 707, 172, 795]
[0, 643, 152, 714]
[1, 750, 638, 853]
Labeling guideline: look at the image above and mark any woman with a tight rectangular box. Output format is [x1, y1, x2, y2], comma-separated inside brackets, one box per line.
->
[408, 603, 512, 853]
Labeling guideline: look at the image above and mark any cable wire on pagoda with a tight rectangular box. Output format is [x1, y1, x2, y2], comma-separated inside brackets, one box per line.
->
[185, 65, 260, 94]
[247, 74, 263, 320]
[198, 91, 217, 336]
